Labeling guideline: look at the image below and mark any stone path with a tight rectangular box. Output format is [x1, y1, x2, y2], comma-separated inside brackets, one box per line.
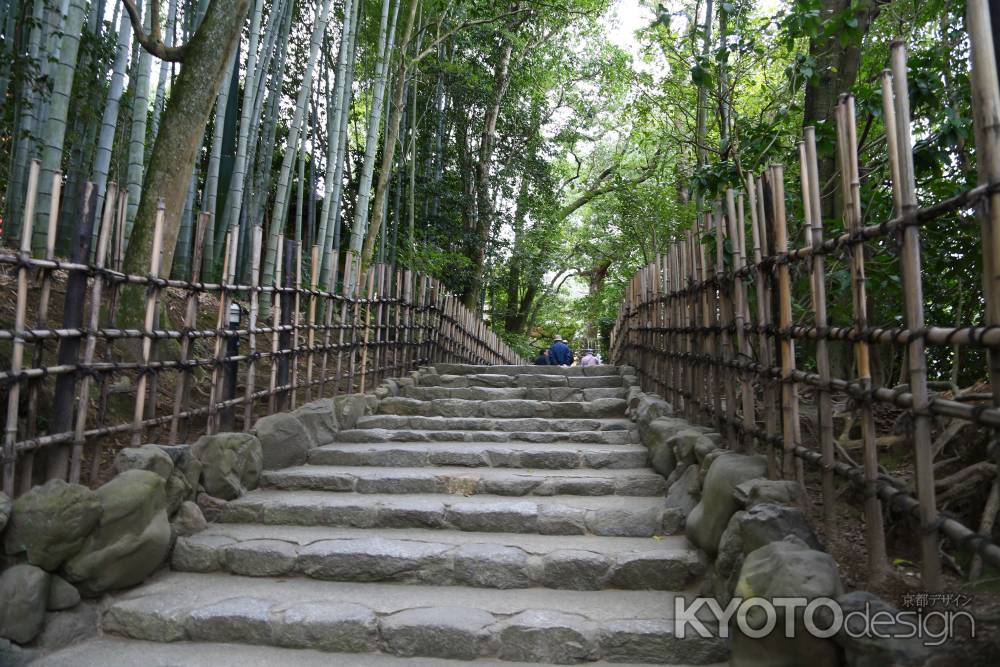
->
[38, 365, 728, 665]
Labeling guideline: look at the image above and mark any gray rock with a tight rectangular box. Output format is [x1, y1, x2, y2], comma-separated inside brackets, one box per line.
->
[738, 503, 821, 555]
[192, 432, 263, 500]
[731, 540, 842, 667]
[537, 505, 587, 535]
[633, 394, 672, 425]
[610, 551, 704, 590]
[275, 600, 376, 652]
[253, 412, 315, 470]
[0, 491, 10, 533]
[669, 430, 710, 467]
[686, 452, 768, 555]
[165, 466, 197, 515]
[292, 398, 339, 445]
[619, 365, 636, 376]
[298, 537, 448, 582]
[453, 543, 531, 588]
[499, 609, 595, 663]
[714, 511, 745, 604]
[445, 500, 538, 533]
[541, 549, 610, 590]
[34, 602, 99, 650]
[63, 470, 171, 596]
[660, 507, 687, 534]
[114, 444, 174, 480]
[0, 565, 49, 644]
[171, 534, 235, 572]
[46, 575, 80, 611]
[693, 437, 720, 462]
[4, 479, 101, 570]
[637, 417, 690, 478]
[734, 479, 803, 508]
[381, 606, 495, 660]
[171, 501, 208, 537]
[334, 394, 376, 430]
[664, 464, 700, 520]
[834, 591, 935, 666]
[0, 638, 35, 666]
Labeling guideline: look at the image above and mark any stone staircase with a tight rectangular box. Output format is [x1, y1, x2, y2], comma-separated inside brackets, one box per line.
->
[38, 365, 728, 666]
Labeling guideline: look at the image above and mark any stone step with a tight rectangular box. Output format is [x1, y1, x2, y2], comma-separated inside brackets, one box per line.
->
[401, 385, 627, 402]
[101, 572, 728, 664]
[262, 466, 666, 497]
[421, 373, 624, 389]
[334, 428, 637, 445]
[309, 441, 648, 469]
[353, 415, 634, 433]
[434, 363, 622, 377]
[35, 638, 726, 667]
[172, 524, 705, 591]
[222, 490, 679, 537]
[378, 397, 628, 419]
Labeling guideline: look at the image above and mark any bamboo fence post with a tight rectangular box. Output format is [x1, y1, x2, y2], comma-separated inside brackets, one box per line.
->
[243, 226, 263, 429]
[965, 0, 1000, 583]
[277, 241, 294, 409]
[306, 244, 319, 401]
[374, 263, 387, 384]
[727, 189, 755, 450]
[360, 267, 376, 393]
[169, 213, 209, 445]
[207, 228, 236, 434]
[290, 242, 302, 408]
[838, 95, 889, 580]
[131, 201, 166, 447]
[71, 182, 116, 483]
[700, 213, 721, 426]
[802, 129, 836, 534]
[3, 161, 39, 496]
[268, 240, 285, 413]
[393, 267, 403, 374]
[21, 170, 60, 489]
[335, 252, 355, 396]
[96, 190, 129, 439]
[749, 174, 779, 477]
[670, 243, 683, 413]
[716, 201, 738, 444]
[889, 45, 944, 590]
[346, 259, 364, 393]
[319, 250, 338, 396]
[682, 231, 696, 420]
[770, 165, 803, 485]
[402, 269, 413, 371]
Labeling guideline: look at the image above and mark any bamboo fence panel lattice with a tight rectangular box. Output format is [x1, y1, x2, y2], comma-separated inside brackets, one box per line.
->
[610, 37, 1000, 590]
[0, 175, 523, 498]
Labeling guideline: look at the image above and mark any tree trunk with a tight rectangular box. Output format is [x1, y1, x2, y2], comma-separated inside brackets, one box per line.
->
[120, 0, 251, 321]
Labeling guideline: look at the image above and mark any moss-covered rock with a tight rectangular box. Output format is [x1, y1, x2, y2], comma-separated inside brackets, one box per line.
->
[4, 480, 101, 570]
[191, 432, 263, 500]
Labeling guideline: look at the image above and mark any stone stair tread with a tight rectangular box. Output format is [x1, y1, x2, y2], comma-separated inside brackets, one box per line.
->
[173, 523, 704, 590]
[35, 638, 716, 667]
[334, 428, 637, 445]
[400, 386, 627, 402]
[222, 490, 677, 537]
[96, 573, 727, 664]
[434, 363, 621, 376]
[181, 523, 696, 554]
[308, 441, 648, 469]
[354, 415, 635, 432]
[262, 465, 665, 496]
[377, 398, 628, 419]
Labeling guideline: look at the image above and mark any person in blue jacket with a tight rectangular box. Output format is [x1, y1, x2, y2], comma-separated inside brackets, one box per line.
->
[548, 335, 573, 366]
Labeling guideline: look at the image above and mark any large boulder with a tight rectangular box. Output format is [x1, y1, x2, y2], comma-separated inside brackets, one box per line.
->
[63, 470, 171, 596]
[253, 412, 316, 470]
[662, 464, 701, 533]
[0, 491, 11, 533]
[155, 445, 203, 514]
[738, 503, 821, 555]
[114, 444, 174, 479]
[0, 565, 50, 644]
[632, 394, 672, 425]
[4, 479, 102, 570]
[713, 511, 745, 605]
[638, 417, 691, 478]
[731, 539, 842, 667]
[685, 453, 767, 555]
[734, 479, 803, 509]
[334, 394, 377, 430]
[192, 432, 263, 500]
[292, 399, 339, 445]
[833, 591, 935, 666]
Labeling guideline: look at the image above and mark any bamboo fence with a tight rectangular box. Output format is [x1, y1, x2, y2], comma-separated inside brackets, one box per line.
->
[0, 168, 523, 498]
[610, 31, 1000, 589]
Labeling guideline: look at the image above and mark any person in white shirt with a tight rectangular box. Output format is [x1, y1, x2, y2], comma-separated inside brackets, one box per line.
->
[580, 349, 599, 367]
